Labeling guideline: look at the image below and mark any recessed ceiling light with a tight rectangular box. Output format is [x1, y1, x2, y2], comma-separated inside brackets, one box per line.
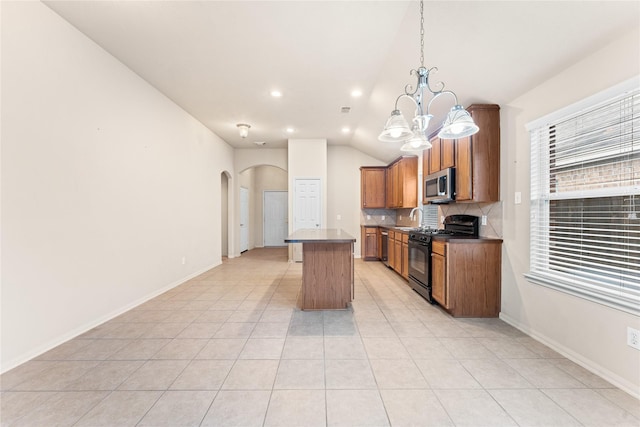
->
[270, 90, 282, 98]
[286, 127, 295, 133]
[342, 127, 351, 133]
[351, 89, 362, 98]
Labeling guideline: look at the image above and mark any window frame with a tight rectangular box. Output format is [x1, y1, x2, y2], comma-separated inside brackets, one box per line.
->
[525, 77, 640, 316]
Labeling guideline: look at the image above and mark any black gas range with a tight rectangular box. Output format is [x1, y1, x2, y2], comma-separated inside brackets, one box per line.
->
[407, 215, 479, 302]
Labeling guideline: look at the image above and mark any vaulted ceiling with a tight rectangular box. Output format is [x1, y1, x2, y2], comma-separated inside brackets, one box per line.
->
[44, 1, 639, 163]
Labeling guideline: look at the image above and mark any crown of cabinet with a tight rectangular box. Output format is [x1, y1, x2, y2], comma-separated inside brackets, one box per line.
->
[422, 104, 500, 204]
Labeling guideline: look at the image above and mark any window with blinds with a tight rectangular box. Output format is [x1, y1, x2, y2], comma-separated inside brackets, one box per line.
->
[526, 79, 640, 315]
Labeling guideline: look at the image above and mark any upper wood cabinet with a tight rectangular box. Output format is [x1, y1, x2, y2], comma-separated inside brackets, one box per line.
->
[424, 135, 455, 176]
[455, 104, 500, 202]
[422, 104, 500, 204]
[386, 156, 418, 208]
[360, 167, 386, 208]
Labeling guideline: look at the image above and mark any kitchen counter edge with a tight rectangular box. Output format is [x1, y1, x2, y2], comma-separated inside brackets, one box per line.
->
[285, 228, 356, 243]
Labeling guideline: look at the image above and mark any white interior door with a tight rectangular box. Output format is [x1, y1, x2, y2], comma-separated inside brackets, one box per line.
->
[264, 191, 288, 247]
[293, 178, 321, 261]
[240, 187, 249, 253]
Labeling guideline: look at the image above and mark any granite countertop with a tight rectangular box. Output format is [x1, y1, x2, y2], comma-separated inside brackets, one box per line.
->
[285, 228, 356, 243]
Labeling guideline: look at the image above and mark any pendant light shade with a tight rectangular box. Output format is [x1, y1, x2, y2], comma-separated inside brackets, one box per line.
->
[400, 125, 432, 151]
[437, 105, 479, 139]
[378, 110, 413, 142]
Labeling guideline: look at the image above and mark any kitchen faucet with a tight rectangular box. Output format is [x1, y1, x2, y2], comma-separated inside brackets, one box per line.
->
[409, 206, 423, 227]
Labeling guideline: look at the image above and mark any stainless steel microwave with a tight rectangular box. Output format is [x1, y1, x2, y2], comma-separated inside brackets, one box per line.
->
[424, 167, 455, 204]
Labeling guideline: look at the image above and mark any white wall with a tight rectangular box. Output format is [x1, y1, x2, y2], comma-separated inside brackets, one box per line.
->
[288, 139, 328, 260]
[500, 27, 640, 396]
[0, 2, 235, 372]
[328, 146, 387, 258]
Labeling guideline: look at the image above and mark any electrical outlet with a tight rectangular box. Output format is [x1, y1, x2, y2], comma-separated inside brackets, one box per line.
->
[181, 256, 186, 265]
[515, 191, 522, 204]
[367, 215, 371, 220]
[336, 214, 341, 220]
[382, 215, 385, 221]
[627, 327, 640, 350]
[399, 215, 402, 220]
[481, 215, 487, 225]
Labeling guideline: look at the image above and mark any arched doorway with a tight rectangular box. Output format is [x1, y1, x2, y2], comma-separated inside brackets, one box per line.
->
[221, 171, 231, 259]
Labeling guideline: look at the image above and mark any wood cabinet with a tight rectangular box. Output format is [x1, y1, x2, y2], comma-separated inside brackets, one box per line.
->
[455, 104, 500, 202]
[361, 226, 379, 261]
[360, 167, 386, 208]
[422, 104, 500, 204]
[430, 238, 502, 317]
[386, 156, 418, 208]
[431, 240, 447, 307]
[386, 163, 399, 208]
[387, 229, 409, 280]
[424, 135, 455, 176]
[388, 230, 396, 269]
[401, 233, 409, 280]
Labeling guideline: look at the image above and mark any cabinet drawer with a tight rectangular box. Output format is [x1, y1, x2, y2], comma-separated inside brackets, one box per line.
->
[401, 233, 408, 243]
[389, 230, 395, 240]
[432, 240, 446, 256]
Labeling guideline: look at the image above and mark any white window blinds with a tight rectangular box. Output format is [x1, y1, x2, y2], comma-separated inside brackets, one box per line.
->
[527, 80, 640, 315]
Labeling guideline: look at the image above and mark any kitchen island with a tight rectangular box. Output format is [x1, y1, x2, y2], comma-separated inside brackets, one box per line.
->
[285, 229, 355, 310]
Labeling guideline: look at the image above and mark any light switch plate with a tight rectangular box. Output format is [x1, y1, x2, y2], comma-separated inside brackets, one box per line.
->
[515, 191, 522, 204]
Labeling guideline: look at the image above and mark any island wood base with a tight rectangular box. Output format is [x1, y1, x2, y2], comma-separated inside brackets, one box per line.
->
[301, 242, 353, 310]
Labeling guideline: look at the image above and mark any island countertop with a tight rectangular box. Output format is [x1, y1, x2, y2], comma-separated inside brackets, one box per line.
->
[285, 228, 356, 243]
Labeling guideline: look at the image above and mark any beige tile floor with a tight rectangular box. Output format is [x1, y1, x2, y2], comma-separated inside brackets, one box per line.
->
[1, 247, 639, 426]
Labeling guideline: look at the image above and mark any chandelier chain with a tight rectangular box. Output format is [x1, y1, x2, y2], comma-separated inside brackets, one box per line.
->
[419, 0, 424, 67]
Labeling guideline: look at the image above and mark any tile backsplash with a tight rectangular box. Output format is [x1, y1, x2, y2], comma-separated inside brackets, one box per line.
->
[361, 209, 397, 227]
[439, 202, 503, 238]
[360, 202, 503, 239]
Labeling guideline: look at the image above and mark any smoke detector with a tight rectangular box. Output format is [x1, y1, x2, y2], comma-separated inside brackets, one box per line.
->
[254, 141, 266, 146]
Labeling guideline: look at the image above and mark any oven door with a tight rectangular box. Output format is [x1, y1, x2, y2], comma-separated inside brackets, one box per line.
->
[408, 239, 432, 301]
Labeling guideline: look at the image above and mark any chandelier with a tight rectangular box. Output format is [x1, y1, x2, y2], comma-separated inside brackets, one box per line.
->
[379, 0, 479, 151]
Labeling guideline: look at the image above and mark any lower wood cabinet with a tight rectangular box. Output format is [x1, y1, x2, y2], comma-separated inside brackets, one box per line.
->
[401, 233, 409, 280]
[388, 230, 408, 279]
[361, 226, 379, 261]
[431, 239, 502, 317]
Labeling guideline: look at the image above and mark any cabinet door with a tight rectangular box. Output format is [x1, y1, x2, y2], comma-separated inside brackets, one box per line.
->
[361, 168, 386, 208]
[431, 252, 447, 308]
[364, 230, 378, 259]
[441, 138, 455, 169]
[455, 136, 472, 201]
[399, 157, 418, 208]
[401, 241, 408, 279]
[394, 239, 402, 273]
[429, 136, 441, 174]
[385, 166, 395, 208]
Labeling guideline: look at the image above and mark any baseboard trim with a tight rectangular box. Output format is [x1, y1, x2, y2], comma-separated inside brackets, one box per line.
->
[1, 262, 219, 374]
[499, 312, 640, 399]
